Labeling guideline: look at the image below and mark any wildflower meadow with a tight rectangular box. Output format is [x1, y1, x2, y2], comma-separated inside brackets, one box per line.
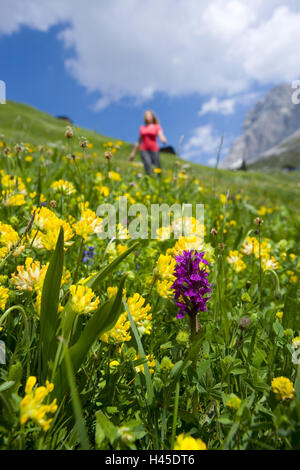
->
[0, 120, 300, 451]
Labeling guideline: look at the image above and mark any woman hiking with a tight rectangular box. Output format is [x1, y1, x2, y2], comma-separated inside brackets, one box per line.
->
[129, 110, 167, 174]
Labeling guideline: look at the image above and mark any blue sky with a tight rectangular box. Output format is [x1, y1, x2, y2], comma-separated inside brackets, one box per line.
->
[0, 1, 299, 165]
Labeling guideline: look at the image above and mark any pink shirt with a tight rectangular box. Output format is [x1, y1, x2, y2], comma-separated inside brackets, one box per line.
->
[140, 123, 162, 151]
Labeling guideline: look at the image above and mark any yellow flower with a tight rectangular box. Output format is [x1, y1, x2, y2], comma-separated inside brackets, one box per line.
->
[20, 376, 58, 431]
[226, 393, 241, 410]
[153, 168, 162, 174]
[172, 234, 202, 253]
[271, 377, 294, 401]
[69, 284, 100, 314]
[156, 279, 174, 299]
[156, 225, 172, 241]
[97, 185, 110, 197]
[117, 244, 127, 255]
[108, 171, 122, 182]
[3, 193, 26, 206]
[227, 250, 246, 272]
[0, 221, 19, 259]
[241, 292, 251, 303]
[73, 209, 102, 240]
[11, 258, 48, 292]
[135, 354, 155, 374]
[227, 250, 241, 264]
[174, 434, 207, 450]
[172, 217, 205, 240]
[276, 311, 283, 321]
[1, 170, 26, 194]
[31, 207, 74, 250]
[261, 254, 278, 271]
[101, 313, 131, 343]
[107, 286, 118, 298]
[51, 179, 76, 195]
[233, 258, 247, 273]
[292, 336, 300, 347]
[155, 252, 179, 299]
[220, 193, 227, 205]
[117, 223, 130, 240]
[126, 293, 152, 335]
[228, 219, 237, 227]
[241, 236, 271, 259]
[0, 286, 9, 310]
[40, 220, 74, 251]
[109, 360, 120, 368]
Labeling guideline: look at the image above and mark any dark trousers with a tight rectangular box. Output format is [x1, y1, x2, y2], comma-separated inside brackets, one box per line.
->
[140, 150, 161, 174]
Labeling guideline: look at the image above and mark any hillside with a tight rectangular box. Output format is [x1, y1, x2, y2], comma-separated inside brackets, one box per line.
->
[1, 99, 300, 451]
[0, 100, 300, 207]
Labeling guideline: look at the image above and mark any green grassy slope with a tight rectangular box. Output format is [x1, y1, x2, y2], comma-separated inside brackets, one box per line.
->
[1, 100, 300, 208]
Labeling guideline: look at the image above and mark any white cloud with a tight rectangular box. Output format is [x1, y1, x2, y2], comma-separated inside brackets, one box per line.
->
[1, 0, 300, 108]
[181, 125, 233, 164]
[199, 92, 260, 116]
[199, 98, 236, 116]
[181, 125, 220, 161]
[207, 157, 217, 167]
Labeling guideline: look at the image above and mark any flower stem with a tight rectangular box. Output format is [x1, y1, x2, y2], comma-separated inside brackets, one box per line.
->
[170, 381, 180, 449]
[73, 238, 84, 284]
[190, 313, 200, 341]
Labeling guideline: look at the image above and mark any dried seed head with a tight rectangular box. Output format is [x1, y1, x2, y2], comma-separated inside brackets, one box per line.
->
[104, 150, 113, 160]
[79, 139, 88, 148]
[211, 228, 218, 236]
[218, 243, 226, 251]
[3, 147, 10, 155]
[50, 200, 57, 208]
[65, 126, 73, 138]
[254, 217, 263, 226]
[238, 316, 252, 330]
[14, 144, 22, 153]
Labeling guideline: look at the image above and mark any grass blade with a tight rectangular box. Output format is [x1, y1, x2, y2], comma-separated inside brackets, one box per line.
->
[39, 226, 64, 379]
[61, 339, 90, 450]
[122, 297, 154, 406]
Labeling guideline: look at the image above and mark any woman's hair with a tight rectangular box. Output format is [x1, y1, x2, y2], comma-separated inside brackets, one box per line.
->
[144, 110, 159, 124]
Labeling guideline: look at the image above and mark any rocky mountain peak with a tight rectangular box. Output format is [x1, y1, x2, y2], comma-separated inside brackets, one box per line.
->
[220, 83, 300, 169]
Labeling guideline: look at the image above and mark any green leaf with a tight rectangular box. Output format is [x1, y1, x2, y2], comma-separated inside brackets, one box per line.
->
[62, 340, 90, 450]
[86, 241, 139, 292]
[197, 360, 210, 379]
[170, 360, 184, 380]
[39, 226, 64, 379]
[283, 285, 300, 330]
[8, 361, 23, 393]
[295, 363, 300, 402]
[223, 421, 240, 450]
[95, 410, 119, 448]
[0, 381, 15, 392]
[123, 297, 154, 406]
